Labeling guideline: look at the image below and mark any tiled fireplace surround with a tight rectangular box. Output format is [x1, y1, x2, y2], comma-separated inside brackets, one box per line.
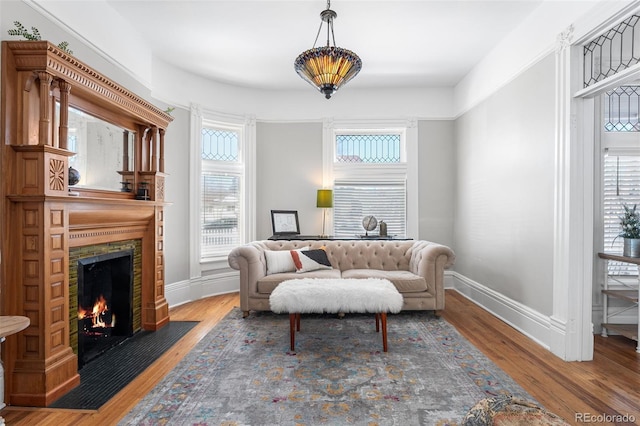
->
[69, 240, 143, 361]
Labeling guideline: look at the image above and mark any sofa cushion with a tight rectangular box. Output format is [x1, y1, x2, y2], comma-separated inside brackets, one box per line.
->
[341, 269, 428, 293]
[291, 248, 332, 273]
[264, 247, 309, 275]
[257, 269, 342, 293]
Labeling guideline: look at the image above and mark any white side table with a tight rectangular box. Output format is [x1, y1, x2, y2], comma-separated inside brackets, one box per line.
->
[0, 316, 30, 425]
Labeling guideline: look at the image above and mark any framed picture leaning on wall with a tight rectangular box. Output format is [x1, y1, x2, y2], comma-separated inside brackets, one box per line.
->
[271, 210, 300, 235]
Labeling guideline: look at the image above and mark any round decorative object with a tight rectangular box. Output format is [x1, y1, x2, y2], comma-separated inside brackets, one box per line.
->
[68, 166, 80, 186]
[362, 215, 378, 233]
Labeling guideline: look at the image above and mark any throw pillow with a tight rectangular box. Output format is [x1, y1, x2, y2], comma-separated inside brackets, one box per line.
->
[265, 247, 310, 275]
[290, 248, 332, 273]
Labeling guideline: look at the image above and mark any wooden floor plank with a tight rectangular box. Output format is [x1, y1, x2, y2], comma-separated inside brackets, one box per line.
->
[2, 290, 639, 426]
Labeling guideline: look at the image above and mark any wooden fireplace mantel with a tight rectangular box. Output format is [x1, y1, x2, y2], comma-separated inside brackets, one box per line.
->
[0, 41, 173, 406]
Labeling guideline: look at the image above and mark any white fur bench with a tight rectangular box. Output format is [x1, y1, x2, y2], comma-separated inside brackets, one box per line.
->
[269, 278, 403, 352]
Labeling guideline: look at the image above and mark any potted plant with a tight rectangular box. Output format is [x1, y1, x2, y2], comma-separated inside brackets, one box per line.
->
[615, 204, 640, 257]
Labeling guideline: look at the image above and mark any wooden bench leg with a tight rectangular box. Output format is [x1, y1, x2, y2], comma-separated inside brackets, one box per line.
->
[381, 312, 388, 352]
[289, 312, 387, 352]
[289, 313, 296, 351]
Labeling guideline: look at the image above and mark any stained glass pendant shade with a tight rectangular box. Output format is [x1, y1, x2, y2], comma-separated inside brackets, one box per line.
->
[294, 1, 362, 99]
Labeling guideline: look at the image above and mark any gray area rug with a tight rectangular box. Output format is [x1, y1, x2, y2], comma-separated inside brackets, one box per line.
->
[119, 309, 532, 425]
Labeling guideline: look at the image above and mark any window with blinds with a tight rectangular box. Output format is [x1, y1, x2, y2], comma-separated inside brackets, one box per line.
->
[333, 182, 406, 237]
[201, 127, 242, 259]
[331, 132, 407, 237]
[603, 153, 640, 275]
[602, 85, 640, 275]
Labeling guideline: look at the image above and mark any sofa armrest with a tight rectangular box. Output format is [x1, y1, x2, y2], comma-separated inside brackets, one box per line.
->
[228, 243, 267, 312]
[409, 241, 456, 310]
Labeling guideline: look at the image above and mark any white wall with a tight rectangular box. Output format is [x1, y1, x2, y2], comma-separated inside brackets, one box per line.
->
[163, 107, 191, 285]
[454, 52, 556, 316]
[453, 0, 627, 116]
[0, 1, 154, 102]
[25, 0, 153, 87]
[256, 122, 324, 239]
[417, 120, 455, 247]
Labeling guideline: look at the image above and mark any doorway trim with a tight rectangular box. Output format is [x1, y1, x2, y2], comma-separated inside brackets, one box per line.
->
[551, 3, 640, 361]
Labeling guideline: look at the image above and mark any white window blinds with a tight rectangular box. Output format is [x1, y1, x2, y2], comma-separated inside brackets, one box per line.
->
[200, 126, 242, 259]
[201, 172, 241, 258]
[333, 181, 406, 237]
[603, 151, 640, 275]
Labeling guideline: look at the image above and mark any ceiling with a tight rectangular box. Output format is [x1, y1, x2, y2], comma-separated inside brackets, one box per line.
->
[106, 0, 544, 91]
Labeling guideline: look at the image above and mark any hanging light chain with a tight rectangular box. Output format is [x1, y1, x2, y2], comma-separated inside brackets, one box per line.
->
[311, 0, 337, 48]
[327, 0, 336, 47]
[328, 13, 336, 47]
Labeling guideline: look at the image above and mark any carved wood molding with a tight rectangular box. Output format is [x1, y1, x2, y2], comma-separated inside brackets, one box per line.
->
[156, 176, 165, 201]
[69, 226, 148, 247]
[49, 158, 65, 191]
[6, 41, 173, 129]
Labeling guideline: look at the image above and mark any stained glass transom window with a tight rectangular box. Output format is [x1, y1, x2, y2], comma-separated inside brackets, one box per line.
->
[604, 86, 640, 132]
[336, 134, 401, 163]
[202, 128, 239, 161]
[584, 15, 640, 88]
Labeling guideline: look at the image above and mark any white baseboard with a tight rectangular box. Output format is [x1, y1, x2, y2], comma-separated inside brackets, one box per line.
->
[166, 271, 240, 307]
[165, 279, 193, 307]
[446, 271, 553, 351]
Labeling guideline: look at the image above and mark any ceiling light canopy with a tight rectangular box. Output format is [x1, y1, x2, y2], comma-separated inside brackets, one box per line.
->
[294, 1, 362, 99]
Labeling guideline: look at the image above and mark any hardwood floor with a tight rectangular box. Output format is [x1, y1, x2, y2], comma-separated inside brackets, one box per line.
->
[442, 290, 640, 426]
[2, 289, 638, 425]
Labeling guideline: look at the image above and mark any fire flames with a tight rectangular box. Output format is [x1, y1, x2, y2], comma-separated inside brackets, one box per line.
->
[78, 294, 116, 328]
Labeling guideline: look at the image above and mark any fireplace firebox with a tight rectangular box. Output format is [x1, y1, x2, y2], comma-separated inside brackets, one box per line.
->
[77, 250, 134, 368]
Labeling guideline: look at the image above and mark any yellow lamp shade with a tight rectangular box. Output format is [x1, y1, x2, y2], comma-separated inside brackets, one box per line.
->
[316, 189, 333, 208]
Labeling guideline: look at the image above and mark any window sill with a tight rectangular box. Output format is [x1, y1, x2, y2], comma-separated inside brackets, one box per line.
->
[200, 255, 232, 272]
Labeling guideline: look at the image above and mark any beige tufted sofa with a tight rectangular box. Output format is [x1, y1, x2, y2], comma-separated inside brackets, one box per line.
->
[227, 239, 456, 317]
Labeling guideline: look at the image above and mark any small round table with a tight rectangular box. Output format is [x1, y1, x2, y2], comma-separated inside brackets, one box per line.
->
[0, 316, 30, 339]
[0, 316, 30, 426]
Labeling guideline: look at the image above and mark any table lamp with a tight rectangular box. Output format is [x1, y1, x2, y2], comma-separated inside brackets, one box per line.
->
[316, 189, 333, 238]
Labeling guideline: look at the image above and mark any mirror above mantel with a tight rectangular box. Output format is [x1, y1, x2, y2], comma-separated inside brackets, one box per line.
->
[57, 104, 135, 192]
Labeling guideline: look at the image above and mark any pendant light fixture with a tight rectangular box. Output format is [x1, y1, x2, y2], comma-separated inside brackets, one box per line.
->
[294, 0, 362, 99]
